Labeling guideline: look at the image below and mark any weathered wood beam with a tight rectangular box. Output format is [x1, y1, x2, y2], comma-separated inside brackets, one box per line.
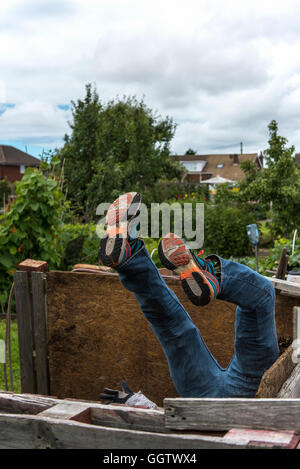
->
[0, 392, 57, 414]
[256, 345, 296, 398]
[14, 271, 35, 393]
[266, 277, 300, 297]
[31, 272, 49, 395]
[277, 364, 300, 398]
[164, 398, 300, 432]
[0, 413, 243, 449]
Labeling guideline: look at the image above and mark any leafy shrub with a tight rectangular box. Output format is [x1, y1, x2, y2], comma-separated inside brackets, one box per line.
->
[0, 178, 14, 207]
[0, 168, 64, 306]
[203, 203, 256, 258]
[59, 223, 100, 269]
[263, 235, 300, 274]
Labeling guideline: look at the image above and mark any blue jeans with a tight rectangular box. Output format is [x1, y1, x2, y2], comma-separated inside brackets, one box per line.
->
[118, 244, 279, 398]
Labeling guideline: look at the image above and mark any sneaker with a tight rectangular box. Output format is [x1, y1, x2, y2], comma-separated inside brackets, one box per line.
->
[158, 233, 220, 306]
[98, 192, 142, 268]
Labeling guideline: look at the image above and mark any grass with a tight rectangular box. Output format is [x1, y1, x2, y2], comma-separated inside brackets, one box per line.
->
[0, 319, 21, 393]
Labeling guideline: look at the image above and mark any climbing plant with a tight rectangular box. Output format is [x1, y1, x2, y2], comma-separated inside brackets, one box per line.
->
[0, 168, 64, 306]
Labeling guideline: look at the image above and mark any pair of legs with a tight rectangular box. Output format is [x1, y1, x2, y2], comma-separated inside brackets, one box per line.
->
[99, 192, 279, 398]
[117, 244, 279, 397]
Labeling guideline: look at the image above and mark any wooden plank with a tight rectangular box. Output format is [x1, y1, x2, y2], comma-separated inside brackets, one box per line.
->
[0, 391, 166, 433]
[39, 402, 168, 433]
[223, 428, 300, 449]
[277, 364, 300, 398]
[256, 345, 296, 398]
[14, 271, 35, 393]
[31, 272, 49, 395]
[0, 392, 56, 414]
[164, 398, 300, 432]
[267, 276, 300, 297]
[39, 403, 91, 423]
[0, 413, 249, 449]
[90, 405, 167, 433]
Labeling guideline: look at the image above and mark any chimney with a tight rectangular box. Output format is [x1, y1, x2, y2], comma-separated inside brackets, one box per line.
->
[230, 154, 239, 165]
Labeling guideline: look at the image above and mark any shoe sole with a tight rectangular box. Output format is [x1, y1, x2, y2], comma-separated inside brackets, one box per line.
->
[158, 233, 214, 306]
[99, 192, 141, 267]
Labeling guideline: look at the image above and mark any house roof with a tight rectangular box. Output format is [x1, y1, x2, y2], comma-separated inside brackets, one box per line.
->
[172, 153, 259, 180]
[0, 145, 41, 167]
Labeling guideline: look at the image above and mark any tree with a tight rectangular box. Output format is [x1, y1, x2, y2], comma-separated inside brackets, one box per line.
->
[185, 148, 197, 155]
[238, 120, 300, 236]
[58, 84, 102, 220]
[56, 84, 183, 219]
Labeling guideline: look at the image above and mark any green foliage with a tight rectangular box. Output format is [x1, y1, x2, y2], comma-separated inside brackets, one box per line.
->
[263, 235, 300, 273]
[0, 168, 64, 306]
[233, 234, 300, 275]
[59, 223, 100, 269]
[238, 120, 300, 236]
[58, 223, 165, 270]
[0, 179, 14, 206]
[0, 320, 21, 393]
[203, 203, 256, 258]
[142, 181, 207, 206]
[56, 84, 183, 220]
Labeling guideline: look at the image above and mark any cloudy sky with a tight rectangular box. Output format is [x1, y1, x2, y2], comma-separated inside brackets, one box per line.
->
[1, 0, 300, 158]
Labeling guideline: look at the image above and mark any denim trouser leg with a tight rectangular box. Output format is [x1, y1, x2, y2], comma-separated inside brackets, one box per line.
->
[118, 246, 223, 397]
[208, 256, 279, 397]
[118, 246, 279, 398]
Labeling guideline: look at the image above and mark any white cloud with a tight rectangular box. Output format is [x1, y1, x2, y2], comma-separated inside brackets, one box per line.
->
[1, 0, 300, 154]
[0, 80, 6, 102]
[0, 101, 71, 145]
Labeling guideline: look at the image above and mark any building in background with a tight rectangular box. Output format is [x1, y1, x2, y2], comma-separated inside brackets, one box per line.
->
[172, 152, 263, 184]
[0, 145, 40, 183]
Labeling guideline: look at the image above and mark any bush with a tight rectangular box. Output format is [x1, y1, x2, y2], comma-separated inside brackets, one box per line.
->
[58, 224, 165, 270]
[0, 179, 14, 207]
[203, 203, 256, 258]
[59, 223, 100, 270]
[142, 181, 207, 205]
[0, 168, 64, 306]
[263, 235, 300, 274]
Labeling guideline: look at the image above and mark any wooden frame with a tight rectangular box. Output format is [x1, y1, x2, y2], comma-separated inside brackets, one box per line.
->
[0, 392, 300, 449]
[13, 266, 300, 401]
[7, 266, 300, 449]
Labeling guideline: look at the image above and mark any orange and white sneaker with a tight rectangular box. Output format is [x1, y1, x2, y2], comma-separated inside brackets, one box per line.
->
[158, 233, 220, 306]
[98, 192, 142, 268]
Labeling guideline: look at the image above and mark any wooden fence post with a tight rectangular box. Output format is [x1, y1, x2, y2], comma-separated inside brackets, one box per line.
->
[15, 260, 49, 395]
[14, 271, 35, 393]
[31, 272, 49, 395]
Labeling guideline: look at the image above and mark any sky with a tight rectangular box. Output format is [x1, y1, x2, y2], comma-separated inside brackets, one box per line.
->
[1, 0, 300, 159]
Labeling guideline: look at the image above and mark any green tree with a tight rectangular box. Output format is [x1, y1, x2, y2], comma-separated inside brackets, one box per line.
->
[238, 120, 300, 236]
[56, 84, 183, 219]
[58, 84, 102, 220]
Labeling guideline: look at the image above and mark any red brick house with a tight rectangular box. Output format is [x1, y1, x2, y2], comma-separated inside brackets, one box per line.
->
[0, 145, 41, 183]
